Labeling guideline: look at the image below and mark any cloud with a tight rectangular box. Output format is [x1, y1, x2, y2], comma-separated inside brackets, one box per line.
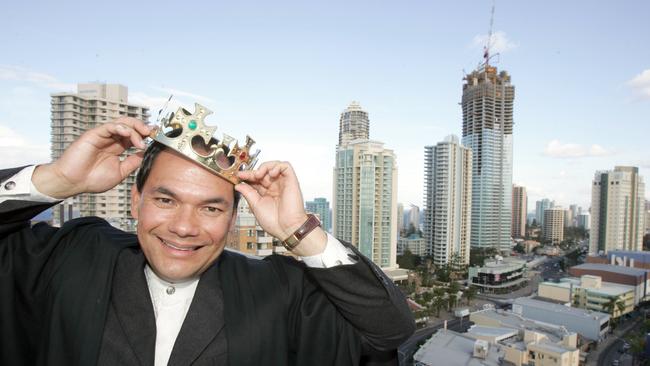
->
[0, 124, 50, 167]
[627, 69, 650, 100]
[470, 31, 518, 54]
[0, 65, 75, 91]
[543, 139, 614, 159]
[152, 87, 214, 104]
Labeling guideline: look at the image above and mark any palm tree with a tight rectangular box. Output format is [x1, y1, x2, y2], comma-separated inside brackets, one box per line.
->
[615, 299, 626, 317]
[447, 282, 460, 311]
[433, 288, 446, 317]
[464, 286, 478, 306]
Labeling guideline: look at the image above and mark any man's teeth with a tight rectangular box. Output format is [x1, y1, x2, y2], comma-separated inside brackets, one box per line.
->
[163, 240, 197, 251]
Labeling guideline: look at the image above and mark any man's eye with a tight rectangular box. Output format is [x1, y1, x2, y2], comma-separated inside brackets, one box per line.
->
[204, 206, 222, 213]
[155, 197, 174, 205]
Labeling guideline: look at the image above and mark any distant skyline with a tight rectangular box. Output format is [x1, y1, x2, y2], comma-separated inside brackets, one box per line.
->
[1, 0, 648, 211]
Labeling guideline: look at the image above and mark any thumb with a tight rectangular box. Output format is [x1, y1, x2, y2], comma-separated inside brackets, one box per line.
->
[120, 153, 144, 179]
[234, 182, 261, 210]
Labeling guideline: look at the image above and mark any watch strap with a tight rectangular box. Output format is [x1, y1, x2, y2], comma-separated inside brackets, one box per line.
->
[282, 214, 321, 251]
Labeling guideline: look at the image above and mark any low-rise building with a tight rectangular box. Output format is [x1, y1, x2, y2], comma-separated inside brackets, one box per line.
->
[469, 309, 580, 366]
[538, 276, 635, 318]
[569, 263, 649, 304]
[468, 257, 527, 294]
[587, 250, 650, 270]
[413, 329, 503, 366]
[397, 234, 427, 256]
[512, 297, 610, 342]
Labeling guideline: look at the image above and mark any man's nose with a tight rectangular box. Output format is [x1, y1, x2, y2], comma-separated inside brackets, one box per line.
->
[168, 206, 200, 237]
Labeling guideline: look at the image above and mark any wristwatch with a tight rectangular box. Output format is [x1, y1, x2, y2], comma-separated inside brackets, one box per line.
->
[282, 214, 321, 251]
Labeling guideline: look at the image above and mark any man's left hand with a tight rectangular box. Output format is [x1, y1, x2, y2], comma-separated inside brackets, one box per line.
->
[235, 161, 326, 256]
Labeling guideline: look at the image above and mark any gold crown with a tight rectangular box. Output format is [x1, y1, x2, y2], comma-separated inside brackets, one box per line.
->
[149, 102, 259, 184]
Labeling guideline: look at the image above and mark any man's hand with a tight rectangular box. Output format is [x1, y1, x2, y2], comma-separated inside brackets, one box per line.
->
[236, 161, 327, 257]
[32, 117, 153, 199]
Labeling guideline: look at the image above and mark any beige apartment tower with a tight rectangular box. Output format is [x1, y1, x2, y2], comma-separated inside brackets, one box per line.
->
[543, 207, 565, 245]
[333, 139, 398, 269]
[423, 135, 472, 266]
[50, 83, 150, 230]
[512, 185, 527, 238]
[590, 166, 646, 253]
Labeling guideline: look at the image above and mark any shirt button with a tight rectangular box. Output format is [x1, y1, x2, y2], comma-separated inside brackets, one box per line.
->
[166, 286, 175, 295]
[4, 181, 16, 190]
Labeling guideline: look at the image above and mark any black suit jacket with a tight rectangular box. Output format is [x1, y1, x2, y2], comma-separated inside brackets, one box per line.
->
[0, 167, 414, 365]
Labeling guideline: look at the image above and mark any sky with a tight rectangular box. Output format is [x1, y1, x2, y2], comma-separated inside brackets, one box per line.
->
[1, 0, 649, 211]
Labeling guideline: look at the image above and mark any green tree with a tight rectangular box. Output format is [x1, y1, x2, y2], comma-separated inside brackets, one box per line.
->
[397, 249, 420, 270]
[432, 288, 447, 317]
[447, 281, 461, 311]
[513, 243, 525, 254]
[464, 286, 478, 306]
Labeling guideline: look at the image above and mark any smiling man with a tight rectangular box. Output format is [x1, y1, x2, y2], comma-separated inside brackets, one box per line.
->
[0, 104, 414, 366]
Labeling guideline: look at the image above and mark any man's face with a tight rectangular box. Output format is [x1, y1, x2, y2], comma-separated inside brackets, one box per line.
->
[131, 149, 237, 282]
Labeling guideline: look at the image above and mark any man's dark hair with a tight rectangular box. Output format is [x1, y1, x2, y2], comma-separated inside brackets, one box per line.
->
[135, 141, 241, 210]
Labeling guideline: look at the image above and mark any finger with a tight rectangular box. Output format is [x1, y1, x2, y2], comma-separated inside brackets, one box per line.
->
[112, 117, 153, 136]
[235, 182, 262, 209]
[120, 152, 145, 178]
[107, 123, 147, 149]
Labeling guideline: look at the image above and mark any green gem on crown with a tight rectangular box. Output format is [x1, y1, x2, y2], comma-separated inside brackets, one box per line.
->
[188, 120, 197, 130]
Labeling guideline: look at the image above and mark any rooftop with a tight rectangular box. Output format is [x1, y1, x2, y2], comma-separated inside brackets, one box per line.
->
[572, 263, 649, 276]
[514, 297, 610, 323]
[543, 278, 635, 297]
[413, 330, 502, 366]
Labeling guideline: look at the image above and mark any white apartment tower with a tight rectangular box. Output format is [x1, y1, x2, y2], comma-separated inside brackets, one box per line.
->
[338, 101, 369, 146]
[50, 83, 150, 230]
[423, 135, 472, 266]
[590, 166, 646, 253]
[333, 102, 398, 269]
[543, 207, 565, 245]
[512, 185, 527, 238]
[461, 65, 515, 250]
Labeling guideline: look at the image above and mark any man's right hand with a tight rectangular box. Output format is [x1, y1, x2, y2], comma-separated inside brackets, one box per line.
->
[32, 117, 153, 199]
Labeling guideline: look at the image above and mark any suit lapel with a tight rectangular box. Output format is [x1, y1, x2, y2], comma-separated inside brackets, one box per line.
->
[111, 249, 157, 366]
[167, 260, 225, 366]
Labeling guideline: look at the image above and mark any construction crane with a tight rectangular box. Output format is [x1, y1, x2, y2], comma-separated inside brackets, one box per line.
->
[482, 0, 499, 68]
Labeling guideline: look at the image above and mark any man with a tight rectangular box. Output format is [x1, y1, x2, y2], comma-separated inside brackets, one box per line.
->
[0, 108, 414, 366]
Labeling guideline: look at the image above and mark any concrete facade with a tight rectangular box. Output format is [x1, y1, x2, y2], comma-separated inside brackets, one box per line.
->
[423, 135, 472, 266]
[543, 208, 565, 245]
[590, 166, 646, 253]
[333, 139, 398, 269]
[50, 83, 150, 231]
[512, 185, 527, 238]
[461, 66, 515, 251]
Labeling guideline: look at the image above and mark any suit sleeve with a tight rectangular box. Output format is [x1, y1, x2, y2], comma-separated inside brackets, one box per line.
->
[304, 243, 415, 352]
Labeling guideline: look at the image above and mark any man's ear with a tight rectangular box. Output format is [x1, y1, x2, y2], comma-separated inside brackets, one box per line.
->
[130, 185, 141, 220]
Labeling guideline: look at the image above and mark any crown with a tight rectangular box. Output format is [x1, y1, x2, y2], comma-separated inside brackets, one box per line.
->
[149, 102, 259, 184]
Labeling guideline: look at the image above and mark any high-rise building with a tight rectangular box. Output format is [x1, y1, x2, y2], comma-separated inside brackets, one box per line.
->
[590, 166, 646, 253]
[543, 207, 565, 245]
[577, 213, 591, 231]
[568, 204, 579, 227]
[305, 197, 331, 233]
[408, 204, 420, 231]
[512, 185, 527, 238]
[423, 135, 472, 266]
[338, 101, 369, 146]
[50, 83, 150, 231]
[535, 199, 555, 227]
[461, 65, 514, 250]
[396, 203, 404, 236]
[333, 138, 398, 269]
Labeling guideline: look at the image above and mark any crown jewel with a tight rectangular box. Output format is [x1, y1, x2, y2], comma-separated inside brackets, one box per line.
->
[149, 102, 259, 184]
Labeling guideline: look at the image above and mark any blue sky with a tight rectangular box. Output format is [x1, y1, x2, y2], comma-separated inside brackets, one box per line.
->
[1, 0, 648, 211]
